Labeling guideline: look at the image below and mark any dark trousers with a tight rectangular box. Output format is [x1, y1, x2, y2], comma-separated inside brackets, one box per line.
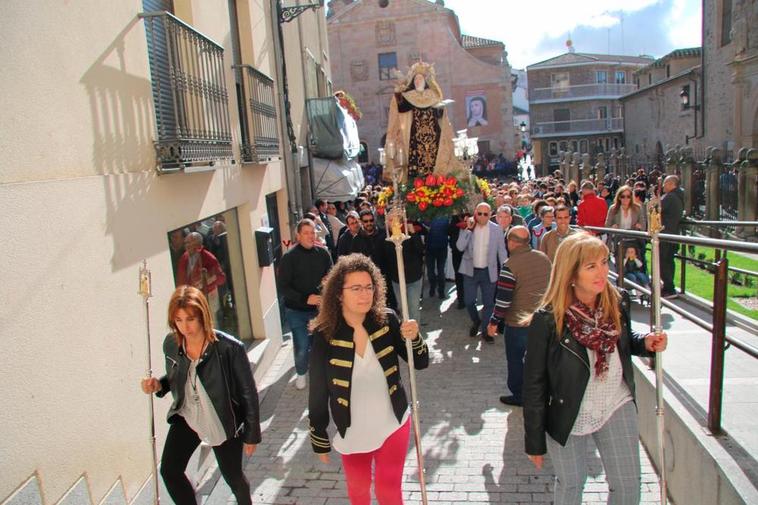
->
[426, 247, 448, 296]
[660, 243, 678, 293]
[161, 416, 251, 505]
[451, 248, 464, 303]
[504, 325, 529, 401]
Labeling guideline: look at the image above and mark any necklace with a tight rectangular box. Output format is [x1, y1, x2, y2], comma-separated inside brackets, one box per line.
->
[187, 341, 207, 404]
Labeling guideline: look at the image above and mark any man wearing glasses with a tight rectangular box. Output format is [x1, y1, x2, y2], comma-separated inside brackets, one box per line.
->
[456, 202, 508, 342]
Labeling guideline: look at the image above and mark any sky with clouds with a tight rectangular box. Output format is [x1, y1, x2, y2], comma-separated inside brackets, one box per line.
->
[440, 0, 702, 69]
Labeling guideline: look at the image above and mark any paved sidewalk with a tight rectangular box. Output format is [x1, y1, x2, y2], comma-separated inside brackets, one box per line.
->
[206, 290, 665, 504]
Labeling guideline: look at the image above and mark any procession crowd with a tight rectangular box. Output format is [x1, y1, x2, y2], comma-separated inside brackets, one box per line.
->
[141, 166, 683, 505]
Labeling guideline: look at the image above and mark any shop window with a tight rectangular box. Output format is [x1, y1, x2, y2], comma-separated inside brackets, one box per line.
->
[168, 208, 252, 341]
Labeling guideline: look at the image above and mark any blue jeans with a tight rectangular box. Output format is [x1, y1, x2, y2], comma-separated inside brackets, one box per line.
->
[285, 307, 317, 375]
[624, 271, 650, 287]
[504, 325, 529, 401]
[392, 279, 422, 325]
[463, 268, 496, 335]
[426, 247, 448, 296]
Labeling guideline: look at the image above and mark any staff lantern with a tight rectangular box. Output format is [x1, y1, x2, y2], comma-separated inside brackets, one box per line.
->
[647, 201, 668, 505]
[379, 143, 429, 505]
[138, 260, 161, 505]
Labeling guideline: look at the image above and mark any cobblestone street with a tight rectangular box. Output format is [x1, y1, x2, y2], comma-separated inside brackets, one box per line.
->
[206, 290, 664, 504]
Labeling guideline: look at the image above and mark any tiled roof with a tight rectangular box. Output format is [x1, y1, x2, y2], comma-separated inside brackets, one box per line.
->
[645, 47, 702, 68]
[461, 34, 503, 49]
[528, 52, 654, 69]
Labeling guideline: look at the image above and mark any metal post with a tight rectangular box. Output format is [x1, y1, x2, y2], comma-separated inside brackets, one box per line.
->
[616, 237, 625, 289]
[679, 229, 687, 294]
[385, 163, 428, 505]
[708, 258, 728, 434]
[648, 202, 668, 505]
[138, 261, 160, 505]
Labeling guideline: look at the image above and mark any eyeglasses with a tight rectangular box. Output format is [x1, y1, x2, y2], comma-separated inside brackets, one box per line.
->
[620, 194, 632, 199]
[343, 284, 375, 294]
[476, 212, 490, 216]
[361, 219, 374, 224]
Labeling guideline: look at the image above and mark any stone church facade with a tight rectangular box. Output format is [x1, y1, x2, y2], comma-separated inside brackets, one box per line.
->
[326, 0, 515, 163]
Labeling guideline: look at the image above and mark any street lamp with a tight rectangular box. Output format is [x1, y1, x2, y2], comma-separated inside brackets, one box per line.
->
[679, 84, 700, 144]
[520, 121, 526, 133]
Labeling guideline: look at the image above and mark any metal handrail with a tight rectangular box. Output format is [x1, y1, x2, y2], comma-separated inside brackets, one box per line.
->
[583, 224, 758, 434]
[682, 219, 758, 227]
[584, 225, 758, 254]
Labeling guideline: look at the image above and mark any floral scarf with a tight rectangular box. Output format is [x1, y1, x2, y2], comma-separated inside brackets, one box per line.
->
[564, 301, 620, 378]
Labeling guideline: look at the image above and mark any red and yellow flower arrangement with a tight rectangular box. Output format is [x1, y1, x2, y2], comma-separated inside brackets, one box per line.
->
[377, 174, 469, 220]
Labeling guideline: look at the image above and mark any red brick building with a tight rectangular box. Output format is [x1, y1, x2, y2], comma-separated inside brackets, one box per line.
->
[326, 0, 515, 163]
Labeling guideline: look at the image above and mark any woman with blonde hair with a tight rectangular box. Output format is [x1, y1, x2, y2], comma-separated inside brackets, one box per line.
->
[523, 233, 666, 505]
[308, 253, 428, 504]
[141, 286, 260, 505]
[605, 185, 646, 231]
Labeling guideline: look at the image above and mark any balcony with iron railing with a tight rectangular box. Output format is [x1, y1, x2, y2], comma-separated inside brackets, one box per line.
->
[531, 117, 624, 138]
[140, 11, 234, 172]
[530, 83, 637, 103]
[234, 65, 280, 163]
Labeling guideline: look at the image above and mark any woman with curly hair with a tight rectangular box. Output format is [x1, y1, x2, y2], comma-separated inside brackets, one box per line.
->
[523, 233, 667, 504]
[308, 253, 429, 505]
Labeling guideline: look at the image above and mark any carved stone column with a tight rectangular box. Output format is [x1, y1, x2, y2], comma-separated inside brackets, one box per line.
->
[737, 148, 758, 240]
[581, 153, 591, 183]
[706, 147, 721, 222]
[679, 146, 694, 216]
[558, 150, 567, 181]
[595, 152, 606, 184]
[609, 148, 618, 177]
[665, 147, 678, 176]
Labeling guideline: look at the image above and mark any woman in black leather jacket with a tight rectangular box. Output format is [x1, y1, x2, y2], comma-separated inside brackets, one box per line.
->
[523, 233, 666, 505]
[141, 286, 260, 505]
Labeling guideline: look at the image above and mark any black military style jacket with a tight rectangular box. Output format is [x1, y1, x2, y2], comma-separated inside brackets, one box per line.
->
[308, 309, 429, 453]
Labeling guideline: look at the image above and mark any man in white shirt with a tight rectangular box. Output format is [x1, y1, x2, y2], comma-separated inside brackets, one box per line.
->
[456, 202, 508, 342]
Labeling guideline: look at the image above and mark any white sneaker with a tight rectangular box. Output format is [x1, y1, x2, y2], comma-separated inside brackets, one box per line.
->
[295, 374, 307, 390]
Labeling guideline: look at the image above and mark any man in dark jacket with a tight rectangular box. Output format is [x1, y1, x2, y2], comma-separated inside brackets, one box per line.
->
[277, 219, 333, 389]
[660, 175, 684, 298]
[384, 221, 425, 324]
[337, 211, 372, 258]
[426, 217, 449, 298]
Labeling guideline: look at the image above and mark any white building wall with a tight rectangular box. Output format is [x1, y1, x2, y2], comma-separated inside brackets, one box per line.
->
[0, 0, 286, 503]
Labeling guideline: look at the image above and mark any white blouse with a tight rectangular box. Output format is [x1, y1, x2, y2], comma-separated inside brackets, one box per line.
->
[332, 342, 409, 454]
[179, 358, 227, 446]
[571, 349, 633, 436]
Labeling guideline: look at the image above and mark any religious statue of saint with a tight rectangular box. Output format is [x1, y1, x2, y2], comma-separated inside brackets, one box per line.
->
[384, 61, 460, 183]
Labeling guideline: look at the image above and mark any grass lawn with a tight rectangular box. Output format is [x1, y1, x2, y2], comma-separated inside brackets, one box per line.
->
[644, 246, 758, 320]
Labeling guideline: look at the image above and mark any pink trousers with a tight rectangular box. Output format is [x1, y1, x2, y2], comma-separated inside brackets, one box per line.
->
[340, 418, 411, 505]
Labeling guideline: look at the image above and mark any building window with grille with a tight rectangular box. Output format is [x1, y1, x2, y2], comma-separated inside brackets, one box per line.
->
[615, 71, 626, 84]
[378, 52, 397, 81]
[596, 71, 608, 84]
[140, 9, 233, 171]
[549, 142, 558, 156]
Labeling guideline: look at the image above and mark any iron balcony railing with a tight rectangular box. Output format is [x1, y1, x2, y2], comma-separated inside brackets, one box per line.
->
[234, 65, 280, 163]
[531, 82, 637, 102]
[140, 11, 233, 172]
[532, 117, 623, 137]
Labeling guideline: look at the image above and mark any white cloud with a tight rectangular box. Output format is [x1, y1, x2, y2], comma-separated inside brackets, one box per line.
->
[440, 0, 698, 68]
[665, 0, 702, 48]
